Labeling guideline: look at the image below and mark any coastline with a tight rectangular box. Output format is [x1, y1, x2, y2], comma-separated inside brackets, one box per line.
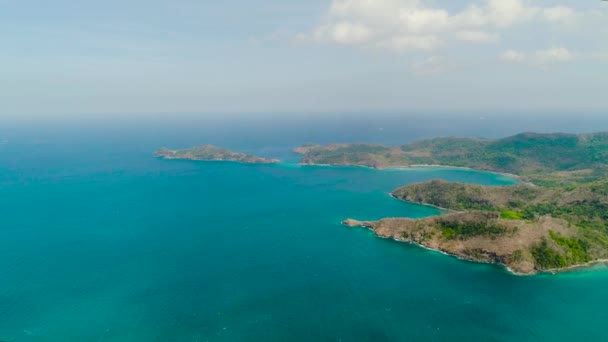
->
[388, 192, 458, 213]
[156, 155, 280, 164]
[402, 164, 527, 184]
[544, 259, 608, 274]
[346, 219, 608, 276]
[345, 219, 531, 275]
[299, 162, 526, 184]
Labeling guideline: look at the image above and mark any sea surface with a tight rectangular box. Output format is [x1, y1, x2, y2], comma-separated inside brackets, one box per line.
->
[1, 115, 608, 341]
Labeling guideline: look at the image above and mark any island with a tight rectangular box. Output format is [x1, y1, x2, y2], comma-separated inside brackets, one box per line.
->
[297, 132, 608, 274]
[155, 145, 279, 164]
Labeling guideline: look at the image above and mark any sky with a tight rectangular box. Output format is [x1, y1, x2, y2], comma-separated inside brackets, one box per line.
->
[1, 0, 607, 117]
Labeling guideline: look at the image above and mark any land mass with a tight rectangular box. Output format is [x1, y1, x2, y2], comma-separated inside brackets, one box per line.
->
[296, 132, 608, 186]
[296, 132, 608, 274]
[155, 145, 279, 164]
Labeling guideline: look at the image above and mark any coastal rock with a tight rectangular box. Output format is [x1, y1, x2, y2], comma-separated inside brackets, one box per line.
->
[342, 219, 373, 228]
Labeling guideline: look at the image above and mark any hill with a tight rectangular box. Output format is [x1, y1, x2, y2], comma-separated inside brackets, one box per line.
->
[296, 132, 608, 186]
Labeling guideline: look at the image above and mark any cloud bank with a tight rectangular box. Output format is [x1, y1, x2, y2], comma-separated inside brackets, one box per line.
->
[298, 0, 579, 52]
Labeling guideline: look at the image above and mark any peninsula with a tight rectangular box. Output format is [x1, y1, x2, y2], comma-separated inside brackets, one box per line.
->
[298, 132, 608, 274]
[155, 145, 279, 164]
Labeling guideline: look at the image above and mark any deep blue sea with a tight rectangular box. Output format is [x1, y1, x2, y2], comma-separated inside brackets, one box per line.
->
[1, 114, 608, 341]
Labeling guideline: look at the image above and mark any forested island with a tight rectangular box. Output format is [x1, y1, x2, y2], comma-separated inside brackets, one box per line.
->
[155, 145, 279, 164]
[298, 132, 608, 274]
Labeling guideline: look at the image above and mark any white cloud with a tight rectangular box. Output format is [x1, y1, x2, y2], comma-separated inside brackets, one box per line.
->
[379, 35, 439, 51]
[399, 7, 450, 33]
[299, 0, 578, 52]
[411, 56, 456, 75]
[501, 49, 525, 63]
[541, 6, 575, 22]
[500, 47, 575, 65]
[534, 47, 573, 63]
[454, 30, 498, 43]
[475, 0, 540, 27]
[313, 22, 374, 45]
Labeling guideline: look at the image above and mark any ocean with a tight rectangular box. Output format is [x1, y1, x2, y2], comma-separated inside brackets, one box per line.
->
[1, 114, 608, 341]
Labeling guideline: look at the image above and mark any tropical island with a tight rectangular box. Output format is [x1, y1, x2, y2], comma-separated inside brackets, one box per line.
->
[155, 145, 279, 164]
[297, 132, 608, 274]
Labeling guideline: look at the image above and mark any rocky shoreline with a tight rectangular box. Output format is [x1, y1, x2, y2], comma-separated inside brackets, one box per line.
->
[343, 218, 527, 274]
[342, 216, 608, 275]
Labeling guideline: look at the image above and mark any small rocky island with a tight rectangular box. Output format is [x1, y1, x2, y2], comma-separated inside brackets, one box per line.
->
[298, 132, 608, 274]
[155, 145, 279, 164]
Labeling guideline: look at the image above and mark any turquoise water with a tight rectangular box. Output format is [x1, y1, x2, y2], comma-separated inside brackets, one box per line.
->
[1, 122, 608, 341]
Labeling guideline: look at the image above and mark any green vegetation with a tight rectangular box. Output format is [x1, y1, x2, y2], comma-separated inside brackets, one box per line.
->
[511, 249, 524, 263]
[438, 214, 506, 240]
[522, 199, 608, 231]
[532, 231, 592, 269]
[297, 144, 397, 168]
[532, 239, 567, 269]
[418, 230, 435, 243]
[500, 211, 525, 220]
[440, 227, 456, 240]
[549, 231, 591, 264]
[393, 180, 542, 212]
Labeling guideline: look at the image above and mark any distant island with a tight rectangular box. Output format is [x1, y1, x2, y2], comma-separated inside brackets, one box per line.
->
[155, 145, 279, 164]
[297, 132, 608, 274]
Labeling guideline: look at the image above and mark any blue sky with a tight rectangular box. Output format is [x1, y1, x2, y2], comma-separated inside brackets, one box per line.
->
[1, 0, 607, 116]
